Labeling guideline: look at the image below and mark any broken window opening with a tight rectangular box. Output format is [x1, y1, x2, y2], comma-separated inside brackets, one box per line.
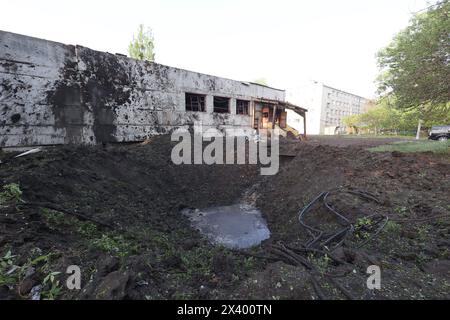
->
[213, 96, 230, 113]
[185, 93, 206, 112]
[236, 99, 250, 115]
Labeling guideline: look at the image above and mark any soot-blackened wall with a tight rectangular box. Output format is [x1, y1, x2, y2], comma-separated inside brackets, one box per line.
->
[0, 31, 285, 147]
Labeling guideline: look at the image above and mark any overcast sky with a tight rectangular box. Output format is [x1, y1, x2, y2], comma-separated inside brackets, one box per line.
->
[1, 0, 434, 98]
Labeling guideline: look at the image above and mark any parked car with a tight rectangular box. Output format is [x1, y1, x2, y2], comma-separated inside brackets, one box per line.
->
[428, 125, 450, 141]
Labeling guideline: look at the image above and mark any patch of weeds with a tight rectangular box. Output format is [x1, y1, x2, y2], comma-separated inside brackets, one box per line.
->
[41, 208, 99, 239]
[77, 222, 98, 238]
[0, 183, 24, 206]
[231, 274, 240, 283]
[394, 206, 408, 217]
[25, 251, 57, 276]
[384, 221, 402, 234]
[354, 217, 373, 241]
[43, 208, 100, 239]
[148, 230, 174, 252]
[308, 253, 331, 274]
[173, 291, 194, 300]
[441, 280, 450, 293]
[322, 281, 332, 291]
[180, 248, 213, 279]
[130, 228, 175, 259]
[42, 208, 66, 227]
[415, 252, 428, 265]
[92, 234, 139, 258]
[41, 271, 62, 300]
[1, 249, 63, 299]
[436, 216, 449, 227]
[246, 245, 263, 256]
[242, 257, 256, 270]
[418, 172, 427, 178]
[416, 225, 431, 242]
[0, 250, 18, 286]
[440, 248, 449, 259]
[179, 246, 226, 280]
[355, 217, 372, 227]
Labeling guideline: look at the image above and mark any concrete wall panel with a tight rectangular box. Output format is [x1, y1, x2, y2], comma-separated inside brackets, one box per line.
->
[1, 31, 285, 147]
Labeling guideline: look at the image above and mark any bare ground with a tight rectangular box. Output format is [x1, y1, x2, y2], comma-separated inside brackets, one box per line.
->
[0, 135, 449, 300]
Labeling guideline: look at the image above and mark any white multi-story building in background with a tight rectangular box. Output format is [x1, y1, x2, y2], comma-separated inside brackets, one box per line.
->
[286, 81, 372, 135]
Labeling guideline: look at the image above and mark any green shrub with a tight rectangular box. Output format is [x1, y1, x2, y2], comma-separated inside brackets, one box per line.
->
[92, 234, 138, 257]
[0, 183, 23, 205]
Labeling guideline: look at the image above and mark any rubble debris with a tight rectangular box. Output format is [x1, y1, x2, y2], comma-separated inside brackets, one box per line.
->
[30, 285, 42, 301]
[14, 148, 42, 159]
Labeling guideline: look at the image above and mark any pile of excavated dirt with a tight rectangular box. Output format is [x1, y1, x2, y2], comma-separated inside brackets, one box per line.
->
[0, 136, 261, 300]
[0, 136, 449, 300]
[256, 142, 450, 299]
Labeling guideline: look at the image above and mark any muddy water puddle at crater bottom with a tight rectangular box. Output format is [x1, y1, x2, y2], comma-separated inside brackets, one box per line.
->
[182, 204, 270, 249]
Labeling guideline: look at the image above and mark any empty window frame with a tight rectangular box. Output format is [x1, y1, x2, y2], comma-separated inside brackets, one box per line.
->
[213, 96, 230, 113]
[236, 99, 250, 115]
[185, 93, 206, 112]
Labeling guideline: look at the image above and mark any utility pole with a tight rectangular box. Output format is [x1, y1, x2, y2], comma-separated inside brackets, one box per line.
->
[416, 104, 425, 140]
[416, 119, 423, 140]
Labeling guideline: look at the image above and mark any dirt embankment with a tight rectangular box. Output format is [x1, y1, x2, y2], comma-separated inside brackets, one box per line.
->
[0, 136, 449, 300]
[0, 136, 260, 300]
[256, 142, 450, 299]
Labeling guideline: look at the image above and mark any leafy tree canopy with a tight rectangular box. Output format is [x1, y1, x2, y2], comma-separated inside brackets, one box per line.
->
[128, 24, 155, 62]
[377, 0, 450, 109]
[253, 78, 269, 86]
[343, 98, 450, 133]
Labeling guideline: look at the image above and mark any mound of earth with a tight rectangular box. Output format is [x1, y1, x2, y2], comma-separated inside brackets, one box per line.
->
[257, 143, 450, 299]
[0, 136, 449, 300]
[0, 136, 261, 300]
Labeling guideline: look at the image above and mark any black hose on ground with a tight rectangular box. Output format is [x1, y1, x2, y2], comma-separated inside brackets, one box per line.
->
[298, 188, 388, 251]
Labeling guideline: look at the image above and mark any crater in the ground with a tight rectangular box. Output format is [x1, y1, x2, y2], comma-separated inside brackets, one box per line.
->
[182, 204, 270, 249]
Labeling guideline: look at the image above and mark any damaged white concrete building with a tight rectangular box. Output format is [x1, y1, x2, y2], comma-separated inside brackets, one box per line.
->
[0, 31, 307, 148]
[287, 81, 371, 135]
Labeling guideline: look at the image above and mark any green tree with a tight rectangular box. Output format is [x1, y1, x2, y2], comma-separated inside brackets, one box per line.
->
[358, 106, 390, 134]
[419, 102, 450, 127]
[253, 78, 269, 86]
[343, 98, 450, 135]
[343, 114, 362, 133]
[377, 0, 450, 109]
[377, 1, 450, 138]
[344, 96, 408, 134]
[128, 24, 155, 62]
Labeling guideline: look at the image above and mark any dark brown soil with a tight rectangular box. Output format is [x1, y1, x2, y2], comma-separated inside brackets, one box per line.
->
[0, 136, 261, 300]
[256, 141, 450, 299]
[0, 135, 449, 300]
